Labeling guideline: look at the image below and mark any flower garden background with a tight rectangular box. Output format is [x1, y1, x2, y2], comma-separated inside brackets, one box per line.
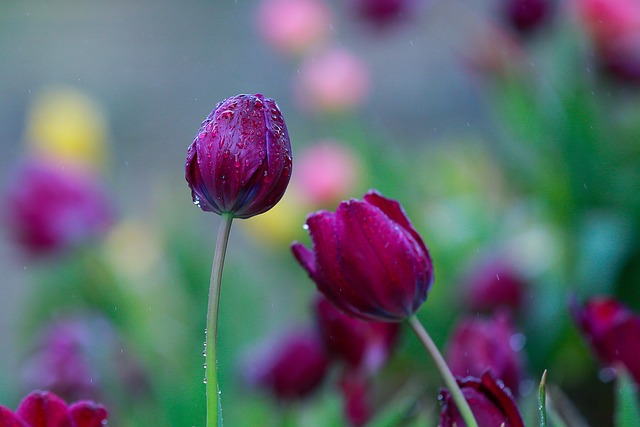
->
[1, 1, 640, 426]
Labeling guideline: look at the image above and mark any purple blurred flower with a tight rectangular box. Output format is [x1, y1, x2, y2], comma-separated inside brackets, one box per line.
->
[571, 296, 640, 383]
[462, 257, 526, 314]
[349, 0, 416, 28]
[4, 158, 112, 256]
[185, 93, 292, 219]
[504, 0, 551, 33]
[446, 311, 524, 396]
[245, 329, 330, 400]
[439, 372, 524, 427]
[314, 295, 399, 373]
[292, 190, 434, 322]
[0, 390, 108, 427]
[339, 373, 371, 427]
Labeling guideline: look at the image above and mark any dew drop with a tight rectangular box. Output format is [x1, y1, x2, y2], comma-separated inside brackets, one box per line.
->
[302, 224, 309, 230]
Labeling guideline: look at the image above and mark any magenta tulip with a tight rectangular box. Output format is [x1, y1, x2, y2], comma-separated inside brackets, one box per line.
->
[0, 390, 107, 427]
[571, 296, 640, 383]
[185, 93, 292, 219]
[292, 190, 434, 322]
[439, 372, 524, 427]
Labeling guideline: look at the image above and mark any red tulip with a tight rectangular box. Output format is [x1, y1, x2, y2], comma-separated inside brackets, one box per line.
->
[446, 311, 524, 396]
[571, 296, 640, 383]
[292, 190, 434, 322]
[0, 390, 107, 427]
[186, 94, 292, 219]
[439, 372, 524, 427]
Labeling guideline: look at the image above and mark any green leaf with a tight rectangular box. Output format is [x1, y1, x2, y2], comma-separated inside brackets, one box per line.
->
[539, 370, 548, 427]
[615, 368, 640, 427]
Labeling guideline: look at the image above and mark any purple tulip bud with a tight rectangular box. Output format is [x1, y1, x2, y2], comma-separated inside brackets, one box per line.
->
[439, 372, 524, 427]
[504, 0, 551, 33]
[4, 159, 113, 256]
[0, 390, 108, 427]
[314, 296, 399, 373]
[185, 93, 292, 219]
[571, 296, 640, 383]
[245, 329, 330, 400]
[446, 311, 525, 397]
[462, 257, 526, 314]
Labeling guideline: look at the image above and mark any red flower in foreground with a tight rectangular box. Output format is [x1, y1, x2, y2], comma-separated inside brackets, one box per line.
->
[571, 296, 640, 383]
[439, 372, 524, 427]
[0, 390, 107, 427]
[292, 190, 434, 322]
[185, 93, 292, 219]
[446, 311, 524, 397]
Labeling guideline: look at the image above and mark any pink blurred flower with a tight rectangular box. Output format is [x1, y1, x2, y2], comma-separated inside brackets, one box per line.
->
[256, 0, 333, 56]
[294, 48, 370, 114]
[314, 296, 400, 373]
[244, 329, 330, 400]
[0, 390, 107, 427]
[574, 0, 640, 82]
[296, 141, 361, 207]
[462, 257, 527, 314]
[446, 311, 525, 397]
[571, 296, 640, 383]
[3, 158, 113, 256]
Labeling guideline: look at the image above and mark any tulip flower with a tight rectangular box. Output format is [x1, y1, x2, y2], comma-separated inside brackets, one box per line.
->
[245, 329, 330, 400]
[503, 0, 551, 33]
[571, 296, 640, 383]
[256, 0, 332, 56]
[446, 311, 525, 396]
[185, 93, 292, 219]
[186, 93, 293, 426]
[349, 0, 416, 28]
[4, 158, 113, 256]
[314, 296, 399, 373]
[462, 257, 526, 314]
[294, 191, 478, 426]
[0, 390, 107, 427]
[439, 372, 524, 427]
[292, 190, 433, 322]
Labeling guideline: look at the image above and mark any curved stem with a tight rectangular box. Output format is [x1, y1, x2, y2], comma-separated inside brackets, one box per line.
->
[205, 212, 234, 427]
[407, 315, 478, 427]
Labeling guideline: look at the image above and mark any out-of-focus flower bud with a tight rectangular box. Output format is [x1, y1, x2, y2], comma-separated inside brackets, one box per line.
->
[574, 0, 640, 83]
[293, 190, 434, 322]
[186, 94, 292, 219]
[25, 86, 109, 171]
[571, 296, 640, 383]
[296, 140, 362, 208]
[349, 0, 416, 28]
[462, 257, 527, 314]
[314, 296, 399, 372]
[245, 329, 330, 400]
[439, 372, 524, 427]
[256, 0, 332, 56]
[0, 390, 108, 427]
[294, 48, 370, 114]
[446, 311, 525, 397]
[503, 0, 552, 33]
[3, 158, 113, 256]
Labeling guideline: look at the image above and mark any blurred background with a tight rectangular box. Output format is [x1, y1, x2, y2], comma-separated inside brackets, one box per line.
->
[1, 0, 640, 425]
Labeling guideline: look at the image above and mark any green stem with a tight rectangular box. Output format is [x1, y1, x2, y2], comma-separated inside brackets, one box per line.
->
[407, 315, 478, 427]
[205, 212, 234, 427]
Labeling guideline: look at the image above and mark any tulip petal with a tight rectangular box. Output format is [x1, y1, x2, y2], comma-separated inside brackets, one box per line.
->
[17, 391, 72, 427]
[0, 407, 28, 427]
[291, 242, 317, 277]
[68, 402, 108, 427]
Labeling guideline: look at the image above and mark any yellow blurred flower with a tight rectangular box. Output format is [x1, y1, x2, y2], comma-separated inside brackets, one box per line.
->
[25, 86, 109, 170]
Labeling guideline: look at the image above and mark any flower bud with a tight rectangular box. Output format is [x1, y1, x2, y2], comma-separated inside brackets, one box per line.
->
[446, 311, 525, 397]
[186, 94, 292, 219]
[571, 296, 640, 383]
[314, 296, 399, 373]
[292, 190, 434, 322]
[245, 329, 330, 400]
[462, 257, 527, 314]
[439, 372, 524, 427]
